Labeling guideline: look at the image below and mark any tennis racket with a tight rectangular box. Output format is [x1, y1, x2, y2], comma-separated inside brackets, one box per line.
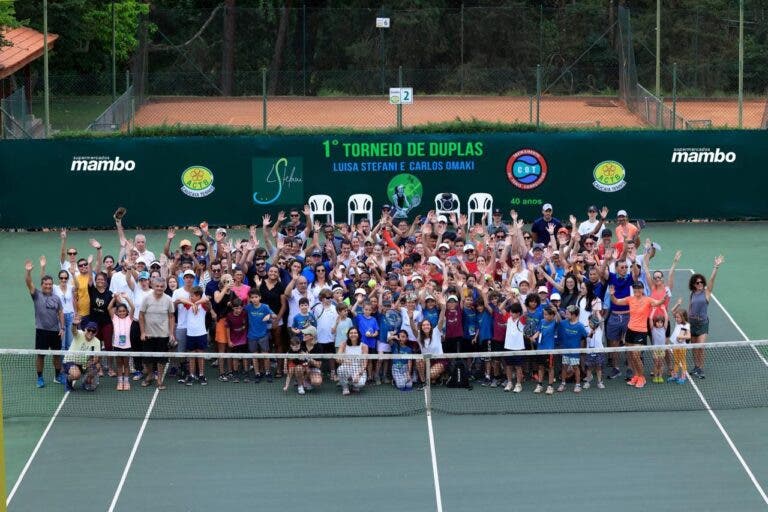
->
[385, 308, 403, 331]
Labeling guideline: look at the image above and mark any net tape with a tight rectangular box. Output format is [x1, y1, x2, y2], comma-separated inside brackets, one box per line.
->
[2, 340, 766, 420]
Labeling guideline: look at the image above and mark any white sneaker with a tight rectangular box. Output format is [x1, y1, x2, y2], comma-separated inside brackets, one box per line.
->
[583, 374, 593, 383]
[297, 386, 305, 395]
[503, 382, 513, 392]
[545, 385, 554, 395]
[597, 381, 606, 389]
[513, 383, 522, 393]
[342, 387, 350, 396]
[583, 381, 591, 389]
[574, 384, 582, 393]
[556, 382, 565, 392]
[534, 384, 543, 394]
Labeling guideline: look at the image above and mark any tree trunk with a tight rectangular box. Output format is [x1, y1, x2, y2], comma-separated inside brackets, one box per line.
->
[221, 0, 236, 96]
[268, 0, 293, 95]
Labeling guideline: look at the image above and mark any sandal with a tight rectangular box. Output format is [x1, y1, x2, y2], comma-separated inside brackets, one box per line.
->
[113, 207, 127, 221]
[156, 381, 166, 390]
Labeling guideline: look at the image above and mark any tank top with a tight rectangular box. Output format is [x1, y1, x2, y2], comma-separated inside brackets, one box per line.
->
[688, 290, 708, 321]
[343, 343, 364, 371]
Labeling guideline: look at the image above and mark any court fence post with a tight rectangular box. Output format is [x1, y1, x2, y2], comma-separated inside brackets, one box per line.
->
[397, 65, 403, 130]
[262, 68, 268, 132]
[424, 355, 432, 413]
[672, 63, 677, 130]
[535, 65, 541, 129]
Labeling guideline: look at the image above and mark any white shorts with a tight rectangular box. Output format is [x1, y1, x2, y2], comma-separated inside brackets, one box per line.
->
[377, 342, 392, 353]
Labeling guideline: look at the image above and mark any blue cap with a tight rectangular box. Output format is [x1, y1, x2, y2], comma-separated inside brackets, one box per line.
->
[138, 271, 150, 280]
[85, 321, 98, 331]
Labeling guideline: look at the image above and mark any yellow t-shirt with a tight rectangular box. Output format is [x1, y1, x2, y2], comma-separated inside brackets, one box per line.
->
[63, 330, 101, 365]
[75, 273, 90, 316]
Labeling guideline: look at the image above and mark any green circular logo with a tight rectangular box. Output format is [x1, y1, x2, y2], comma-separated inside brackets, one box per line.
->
[592, 160, 627, 193]
[386, 174, 423, 217]
[180, 166, 215, 198]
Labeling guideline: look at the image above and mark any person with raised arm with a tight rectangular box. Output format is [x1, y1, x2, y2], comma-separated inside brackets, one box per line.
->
[25, 259, 65, 388]
[687, 255, 725, 379]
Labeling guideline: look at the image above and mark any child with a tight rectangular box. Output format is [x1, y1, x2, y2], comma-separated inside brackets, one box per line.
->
[650, 311, 669, 383]
[283, 336, 309, 395]
[375, 299, 399, 386]
[503, 303, 526, 393]
[390, 330, 413, 391]
[557, 305, 588, 393]
[583, 311, 605, 389]
[245, 290, 275, 383]
[668, 300, 691, 384]
[475, 298, 494, 386]
[531, 306, 559, 394]
[332, 303, 354, 382]
[108, 293, 134, 391]
[291, 297, 316, 339]
[443, 295, 464, 354]
[487, 291, 510, 387]
[181, 286, 210, 385]
[225, 298, 248, 382]
[356, 302, 379, 380]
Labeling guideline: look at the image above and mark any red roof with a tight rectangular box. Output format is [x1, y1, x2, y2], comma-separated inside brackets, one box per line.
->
[0, 26, 59, 80]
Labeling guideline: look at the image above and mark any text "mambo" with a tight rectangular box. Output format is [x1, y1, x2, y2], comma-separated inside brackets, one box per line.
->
[71, 156, 136, 171]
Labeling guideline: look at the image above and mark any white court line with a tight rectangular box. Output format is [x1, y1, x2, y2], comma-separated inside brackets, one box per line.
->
[107, 384, 162, 512]
[425, 410, 444, 512]
[6, 391, 70, 506]
[687, 376, 768, 506]
[684, 269, 768, 367]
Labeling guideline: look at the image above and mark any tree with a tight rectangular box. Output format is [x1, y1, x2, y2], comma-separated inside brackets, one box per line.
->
[0, 0, 19, 48]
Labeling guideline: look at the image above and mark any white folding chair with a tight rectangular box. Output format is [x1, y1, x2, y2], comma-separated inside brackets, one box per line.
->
[347, 193, 373, 226]
[434, 192, 461, 219]
[307, 194, 335, 225]
[467, 193, 494, 226]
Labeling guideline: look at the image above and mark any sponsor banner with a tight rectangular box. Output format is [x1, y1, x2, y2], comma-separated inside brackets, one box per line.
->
[0, 131, 764, 228]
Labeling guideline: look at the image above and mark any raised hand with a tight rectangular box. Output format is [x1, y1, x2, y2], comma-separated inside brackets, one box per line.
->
[199, 221, 209, 233]
[458, 214, 468, 227]
[60, 228, 67, 240]
[600, 206, 609, 219]
[546, 223, 555, 235]
[608, 284, 615, 295]
[673, 250, 682, 263]
[192, 227, 203, 238]
[313, 220, 321, 232]
[249, 225, 257, 239]
[569, 214, 577, 226]
[510, 209, 518, 222]
[167, 227, 176, 240]
[87, 254, 94, 265]
[303, 204, 311, 217]
[25, 259, 33, 272]
[276, 211, 286, 223]
[714, 255, 725, 267]
[645, 238, 652, 251]
[39, 255, 46, 268]
[89, 238, 101, 249]
[262, 214, 271, 227]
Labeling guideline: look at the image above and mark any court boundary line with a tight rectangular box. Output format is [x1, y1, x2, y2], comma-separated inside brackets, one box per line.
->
[107, 385, 161, 512]
[6, 391, 70, 506]
[687, 376, 768, 505]
[425, 410, 444, 512]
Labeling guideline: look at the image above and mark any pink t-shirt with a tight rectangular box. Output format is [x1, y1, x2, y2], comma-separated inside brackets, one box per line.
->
[112, 315, 133, 349]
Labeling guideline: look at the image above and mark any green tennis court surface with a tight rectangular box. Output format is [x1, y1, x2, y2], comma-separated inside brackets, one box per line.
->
[4, 269, 768, 511]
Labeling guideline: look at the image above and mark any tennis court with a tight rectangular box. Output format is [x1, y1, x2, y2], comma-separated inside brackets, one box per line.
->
[3, 224, 768, 511]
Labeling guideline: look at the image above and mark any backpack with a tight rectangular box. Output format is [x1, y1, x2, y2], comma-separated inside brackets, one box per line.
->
[446, 360, 472, 389]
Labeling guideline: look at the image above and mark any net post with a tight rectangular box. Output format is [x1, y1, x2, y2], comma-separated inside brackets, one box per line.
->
[0, 368, 7, 512]
[424, 355, 432, 413]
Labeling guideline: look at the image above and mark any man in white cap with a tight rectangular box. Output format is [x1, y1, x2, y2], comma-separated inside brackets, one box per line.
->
[614, 209, 640, 244]
[530, 203, 562, 245]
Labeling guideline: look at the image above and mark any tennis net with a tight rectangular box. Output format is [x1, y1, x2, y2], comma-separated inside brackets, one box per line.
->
[2, 340, 767, 419]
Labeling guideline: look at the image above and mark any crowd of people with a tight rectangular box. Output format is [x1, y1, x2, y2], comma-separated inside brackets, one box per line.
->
[26, 203, 724, 395]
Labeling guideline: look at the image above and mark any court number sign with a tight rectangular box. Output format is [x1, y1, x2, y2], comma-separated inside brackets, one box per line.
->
[389, 88, 413, 105]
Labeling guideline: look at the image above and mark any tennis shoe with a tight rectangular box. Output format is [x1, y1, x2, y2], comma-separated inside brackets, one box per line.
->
[184, 375, 194, 386]
[342, 387, 350, 395]
[695, 369, 705, 379]
[490, 378, 499, 388]
[676, 377, 687, 384]
[634, 377, 646, 388]
[254, 373, 262, 383]
[574, 384, 582, 393]
[583, 374, 593, 383]
[545, 385, 554, 395]
[503, 382, 513, 392]
[218, 374, 228, 382]
[667, 375, 678, 383]
[597, 381, 606, 389]
[265, 372, 273, 383]
[627, 376, 639, 386]
[36, 376, 45, 388]
[533, 384, 543, 393]
[513, 383, 522, 393]
[607, 367, 621, 380]
[198, 375, 207, 386]
[482, 377, 491, 386]
[583, 381, 591, 389]
[131, 371, 143, 381]
[297, 385, 306, 395]
[556, 382, 565, 392]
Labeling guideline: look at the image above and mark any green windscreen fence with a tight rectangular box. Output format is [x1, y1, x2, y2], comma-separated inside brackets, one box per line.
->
[0, 130, 764, 228]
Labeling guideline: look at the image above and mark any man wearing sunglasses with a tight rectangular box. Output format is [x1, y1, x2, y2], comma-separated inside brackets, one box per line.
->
[62, 317, 101, 391]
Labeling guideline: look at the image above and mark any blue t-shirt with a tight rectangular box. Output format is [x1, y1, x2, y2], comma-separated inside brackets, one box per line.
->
[244, 303, 273, 340]
[292, 312, 316, 331]
[377, 310, 401, 343]
[357, 315, 379, 349]
[558, 320, 587, 354]
[608, 272, 634, 313]
[477, 309, 493, 341]
[422, 306, 440, 328]
[391, 342, 413, 368]
[462, 307, 478, 339]
[538, 318, 557, 350]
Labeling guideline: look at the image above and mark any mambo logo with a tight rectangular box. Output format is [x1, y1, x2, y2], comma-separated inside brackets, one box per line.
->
[671, 148, 736, 163]
[70, 156, 136, 171]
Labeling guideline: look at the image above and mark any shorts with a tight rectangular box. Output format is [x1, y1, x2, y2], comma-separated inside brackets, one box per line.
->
[230, 344, 248, 354]
[377, 342, 392, 353]
[442, 337, 466, 354]
[586, 353, 606, 368]
[625, 329, 648, 346]
[35, 329, 62, 351]
[406, 341, 421, 354]
[186, 334, 208, 351]
[316, 343, 336, 354]
[562, 355, 580, 367]
[174, 328, 188, 352]
[606, 313, 629, 341]
[145, 337, 170, 363]
[690, 318, 709, 337]
[112, 346, 132, 353]
[365, 345, 378, 355]
[215, 318, 229, 344]
[534, 353, 554, 368]
[477, 339, 491, 361]
[490, 340, 505, 352]
[247, 335, 270, 353]
[504, 350, 525, 366]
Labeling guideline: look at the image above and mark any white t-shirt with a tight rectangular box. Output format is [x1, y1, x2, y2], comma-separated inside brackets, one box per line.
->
[132, 287, 152, 321]
[578, 297, 604, 349]
[399, 308, 423, 341]
[504, 318, 525, 350]
[287, 289, 315, 328]
[420, 329, 443, 355]
[578, 219, 604, 238]
[313, 304, 338, 344]
[109, 271, 130, 295]
[172, 288, 191, 329]
[185, 303, 208, 337]
[53, 285, 75, 315]
[670, 323, 690, 345]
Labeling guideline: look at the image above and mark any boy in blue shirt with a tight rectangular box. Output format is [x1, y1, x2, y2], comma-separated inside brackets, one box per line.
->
[244, 290, 275, 382]
[475, 298, 494, 386]
[557, 305, 588, 393]
[356, 302, 379, 380]
[390, 330, 413, 391]
[530, 306, 559, 395]
[291, 297, 316, 340]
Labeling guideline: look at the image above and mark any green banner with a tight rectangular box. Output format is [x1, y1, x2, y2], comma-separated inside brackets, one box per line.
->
[0, 131, 763, 228]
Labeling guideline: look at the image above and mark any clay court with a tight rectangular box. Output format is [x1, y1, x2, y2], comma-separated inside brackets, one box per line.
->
[132, 95, 767, 130]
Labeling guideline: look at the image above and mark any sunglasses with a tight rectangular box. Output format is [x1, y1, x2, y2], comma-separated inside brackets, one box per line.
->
[255, 262, 266, 266]
[316, 269, 325, 272]
[654, 276, 663, 280]
[59, 276, 69, 280]
[211, 268, 222, 272]
[439, 249, 448, 252]
[695, 280, 704, 284]
[78, 263, 88, 267]
[465, 249, 474, 253]
[523, 235, 531, 240]
[86, 328, 97, 333]
[196, 249, 206, 253]
[68, 251, 77, 256]
[290, 214, 299, 217]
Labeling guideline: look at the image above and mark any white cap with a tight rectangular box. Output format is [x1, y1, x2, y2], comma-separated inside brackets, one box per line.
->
[216, 227, 227, 235]
[411, 273, 423, 281]
[550, 292, 562, 300]
[354, 288, 366, 296]
[463, 243, 475, 252]
[437, 215, 448, 223]
[617, 209, 628, 217]
[183, 269, 196, 277]
[537, 286, 549, 294]
[542, 203, 553, 211]
[135, 257, 148, 265]
[447, 295, 459, 302]
[438, 242, 451, 250]
[427, 256, 443, 268]
[425, 294, 436, 301]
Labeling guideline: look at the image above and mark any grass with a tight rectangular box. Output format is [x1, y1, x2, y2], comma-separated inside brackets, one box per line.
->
[31, 95, 114, 132]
